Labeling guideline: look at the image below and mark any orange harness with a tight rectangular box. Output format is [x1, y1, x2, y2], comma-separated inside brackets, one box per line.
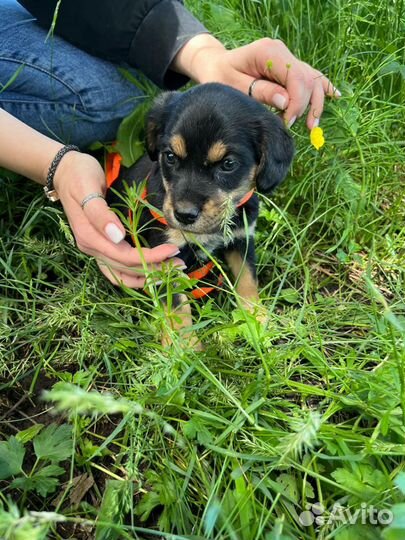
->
[106, 152, 253, 299]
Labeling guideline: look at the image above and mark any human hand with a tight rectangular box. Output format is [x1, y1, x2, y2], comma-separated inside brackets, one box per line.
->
[52, 151, 183, 287]
[174, 35, 340, 130]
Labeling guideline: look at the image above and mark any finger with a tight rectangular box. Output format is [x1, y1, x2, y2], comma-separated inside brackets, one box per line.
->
[253, 37, 297, 80]
[97, 258, 186, 288]
[97, 260, 146, 288]
[69, 205, 180, 265]
[307, 80, 325, 130]
[248, 78, 290, 110]
[72, 196, 181, 264]
[95, 255, 186, 275]
[140, 246, 184, 265]
[82, 196, 126, 244]
[320, 74, 342, 98]
[283, 71, 313, 127]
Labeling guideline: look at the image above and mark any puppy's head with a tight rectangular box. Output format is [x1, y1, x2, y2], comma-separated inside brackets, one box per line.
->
[146, 83, 294, 234]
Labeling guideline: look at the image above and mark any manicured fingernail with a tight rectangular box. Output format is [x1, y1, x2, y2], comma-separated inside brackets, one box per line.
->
[334, 88, 342, 97]
[273, 93, 287, 110]
[169, 249, 181, 257]
[178, 265, 188, 271]
[105, 223, 125, 244]
[312, 118, 319, 128]
[287, 116, 297, 128]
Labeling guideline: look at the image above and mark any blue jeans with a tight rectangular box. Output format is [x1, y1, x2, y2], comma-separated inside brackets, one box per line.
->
[0, 0, 145, 148]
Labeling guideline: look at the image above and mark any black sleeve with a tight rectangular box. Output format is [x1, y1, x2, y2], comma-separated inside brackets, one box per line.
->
[17, 0, 208, 89]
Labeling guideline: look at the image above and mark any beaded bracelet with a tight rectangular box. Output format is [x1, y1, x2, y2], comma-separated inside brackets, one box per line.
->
[43, 144, 80, 202]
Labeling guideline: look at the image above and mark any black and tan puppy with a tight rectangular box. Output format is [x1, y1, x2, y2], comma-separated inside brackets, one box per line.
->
[107, 83, 294, 343]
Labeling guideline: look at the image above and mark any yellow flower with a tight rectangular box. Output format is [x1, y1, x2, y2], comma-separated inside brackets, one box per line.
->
[310, 126, 325, 150]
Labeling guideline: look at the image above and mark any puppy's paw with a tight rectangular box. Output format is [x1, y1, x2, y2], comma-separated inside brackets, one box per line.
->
[161, 294, 203, 350]
[241, 298, 268, 325]
[253, 305, 268, 325]
[161, 329, 203, 351]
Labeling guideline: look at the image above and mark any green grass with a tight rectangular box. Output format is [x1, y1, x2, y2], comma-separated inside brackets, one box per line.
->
[1, 0, 405, 538]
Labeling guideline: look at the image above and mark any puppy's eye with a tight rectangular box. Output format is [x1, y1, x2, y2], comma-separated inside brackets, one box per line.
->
[220, 158, 238, 172]
[164, 151, 176, 165]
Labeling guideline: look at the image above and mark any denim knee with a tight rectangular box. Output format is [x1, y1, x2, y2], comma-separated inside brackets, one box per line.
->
[0, 0, 146, 147]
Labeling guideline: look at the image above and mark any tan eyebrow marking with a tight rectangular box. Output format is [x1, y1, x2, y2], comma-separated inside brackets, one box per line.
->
[207, 141, 228, 163]
[170, 134, 187, 158]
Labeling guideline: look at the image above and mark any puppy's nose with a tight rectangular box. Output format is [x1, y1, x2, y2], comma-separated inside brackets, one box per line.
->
[174, 204, 200, 225]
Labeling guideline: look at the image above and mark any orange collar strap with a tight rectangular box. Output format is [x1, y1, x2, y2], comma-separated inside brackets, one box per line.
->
[187, 261, 224, 299]
[139, 186, 168, 226]
[236, 189, 255, 207]
[106, 151, 122, 188]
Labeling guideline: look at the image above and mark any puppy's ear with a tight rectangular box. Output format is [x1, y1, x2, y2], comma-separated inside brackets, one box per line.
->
[255, 114, 295, 194]
[146, 91, 180, 161]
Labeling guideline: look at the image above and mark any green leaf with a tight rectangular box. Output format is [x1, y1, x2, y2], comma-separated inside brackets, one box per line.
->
[379, 61, 405, 79]
[33, 424, 73, 462]
[276, 473, 298, 503]
[155, 386, 185, 407]
[279, 288, 300, 304]
[11, 465, 64, 497]
[135, 490, 161, 522]
[331, 464, 388, 500]
[116, 100, 150, 167]
[0, 436, 25, 480]
[183, 416, 213, 445]
[134, 471, 177, 523]
[336, 170, 362, 207]
[72, 369, 97, 388]
[35, 464, 65, 496]
[16, 424, 44, 444]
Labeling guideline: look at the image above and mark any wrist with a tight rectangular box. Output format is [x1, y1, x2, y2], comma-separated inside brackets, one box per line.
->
[172, 33, 226, 83]
[41, 145, 81, 202]
[40, 142, 65, 186]
[51, 149, 82, 197]
[53, 151, 105, 203]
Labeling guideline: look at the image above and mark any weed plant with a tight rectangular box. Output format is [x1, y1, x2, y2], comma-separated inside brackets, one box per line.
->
[0, 0, 405, 539]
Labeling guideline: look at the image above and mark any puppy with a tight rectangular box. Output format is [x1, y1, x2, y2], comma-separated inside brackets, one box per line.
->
[107, 83, 294, 344]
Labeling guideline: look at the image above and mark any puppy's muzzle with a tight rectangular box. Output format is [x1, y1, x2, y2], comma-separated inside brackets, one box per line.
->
[173, 202, 200, 226]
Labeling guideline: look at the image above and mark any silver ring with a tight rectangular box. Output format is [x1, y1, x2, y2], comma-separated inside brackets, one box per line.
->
[80, 192, 105, 209]
[248, 79, 260, 98]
